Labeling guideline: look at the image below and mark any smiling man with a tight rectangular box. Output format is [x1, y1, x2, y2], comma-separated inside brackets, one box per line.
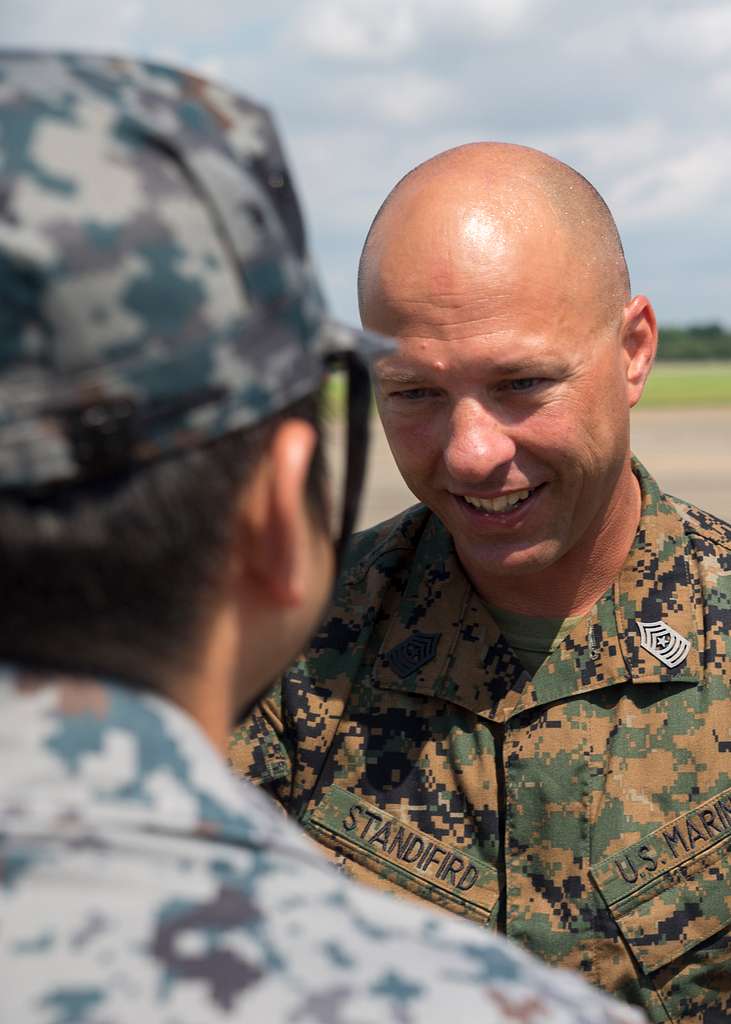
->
[230, 144, 731, 1023]
[362, 145, 646, 619]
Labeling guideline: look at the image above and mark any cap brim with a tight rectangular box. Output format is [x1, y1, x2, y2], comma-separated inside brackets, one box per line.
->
[317, 318, 396, 364]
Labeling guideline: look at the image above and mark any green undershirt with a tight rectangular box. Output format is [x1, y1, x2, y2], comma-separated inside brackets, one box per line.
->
[488, 605, 585, 675]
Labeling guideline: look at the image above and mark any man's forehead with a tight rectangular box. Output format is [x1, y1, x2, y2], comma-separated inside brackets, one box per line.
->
[365, 210, 610, 347]
[367, 201, 571, 315]
[374, 333, 571, 380]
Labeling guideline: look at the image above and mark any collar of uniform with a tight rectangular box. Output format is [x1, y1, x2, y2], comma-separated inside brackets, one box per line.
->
[529, 588, 630, 708]
[373, 461, 703, 721]
[611, 458, 704, 687]
[532, 459, 703, 705]
[372, 514, 534, 722]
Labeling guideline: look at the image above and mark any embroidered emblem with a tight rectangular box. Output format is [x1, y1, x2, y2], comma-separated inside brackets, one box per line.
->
[386, 631, 440, 678]
[636, 620, 690, 669]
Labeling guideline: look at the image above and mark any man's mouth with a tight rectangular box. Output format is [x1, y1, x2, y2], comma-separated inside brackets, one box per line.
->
[457, 485, 542, 516]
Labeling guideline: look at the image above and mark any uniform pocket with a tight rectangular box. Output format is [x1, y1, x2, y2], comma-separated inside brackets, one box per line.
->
[592, 834, 731, 973]
[590, 789, 731, 1021]
[590, 788, 731, 973]
[306, 785, 499, 926]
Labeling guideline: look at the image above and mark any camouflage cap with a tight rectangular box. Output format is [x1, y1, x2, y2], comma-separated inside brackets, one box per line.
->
[0, 51, 390, 490]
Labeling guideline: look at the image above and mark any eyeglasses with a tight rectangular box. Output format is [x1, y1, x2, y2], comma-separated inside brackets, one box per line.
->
[321, 353, 372, 573]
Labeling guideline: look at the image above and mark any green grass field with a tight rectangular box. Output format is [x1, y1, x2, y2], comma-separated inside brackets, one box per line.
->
[639, 361, 731, 408]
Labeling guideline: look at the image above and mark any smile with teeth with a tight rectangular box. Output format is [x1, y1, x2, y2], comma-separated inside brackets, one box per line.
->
[461, 488, 534, 514]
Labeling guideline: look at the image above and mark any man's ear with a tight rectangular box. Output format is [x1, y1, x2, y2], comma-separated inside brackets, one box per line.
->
[622, 295, 658, 408]
[236, 419, 322, 608]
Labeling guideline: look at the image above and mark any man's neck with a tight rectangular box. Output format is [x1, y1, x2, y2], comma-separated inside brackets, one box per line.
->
[469, 464, 642, 618]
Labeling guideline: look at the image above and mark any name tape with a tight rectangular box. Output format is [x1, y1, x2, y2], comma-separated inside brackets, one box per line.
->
[310, 785, 498, 912]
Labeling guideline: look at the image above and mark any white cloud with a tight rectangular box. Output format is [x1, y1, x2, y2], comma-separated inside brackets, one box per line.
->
[320, 69, 458, 124]
[611, 137, 731, 223]
[650, 3, 731, 63]
[454, 0, 537, 37]
[709, 68, 731, 104]
[292, 1, 419, 61]
[291, 0, 537, 62]
[3, 0, 145, 51]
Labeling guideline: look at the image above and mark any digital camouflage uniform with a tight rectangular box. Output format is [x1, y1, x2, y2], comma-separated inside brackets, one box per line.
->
[0, 52, 647, 1024]
[231, 460, 731, 1023]
[0, 668, 648, 1023]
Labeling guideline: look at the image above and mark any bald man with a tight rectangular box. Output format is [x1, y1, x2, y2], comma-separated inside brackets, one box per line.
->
[230, 145, 731, 1024]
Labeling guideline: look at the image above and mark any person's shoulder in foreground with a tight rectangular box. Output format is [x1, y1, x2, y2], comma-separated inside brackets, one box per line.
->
[0, 50, 644, 1024]
[1, 665, 643, 1024]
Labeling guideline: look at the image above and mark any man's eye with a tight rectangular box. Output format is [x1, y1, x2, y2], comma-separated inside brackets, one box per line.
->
[391, 388, 434, 400]
[504, 378, 541, 392]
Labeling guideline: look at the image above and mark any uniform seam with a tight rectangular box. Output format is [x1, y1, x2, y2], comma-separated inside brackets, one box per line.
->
[683, 525, 731, 554]
[584, 743, 598, 986]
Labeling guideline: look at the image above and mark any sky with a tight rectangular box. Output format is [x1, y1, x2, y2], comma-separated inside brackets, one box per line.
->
[5, 0, 731, 329]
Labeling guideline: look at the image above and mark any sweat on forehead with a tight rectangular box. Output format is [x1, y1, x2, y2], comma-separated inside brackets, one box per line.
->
[358, 143, 630, 328]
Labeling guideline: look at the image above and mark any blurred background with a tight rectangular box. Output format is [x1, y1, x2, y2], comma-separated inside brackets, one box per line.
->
[7, 0, 730, 525]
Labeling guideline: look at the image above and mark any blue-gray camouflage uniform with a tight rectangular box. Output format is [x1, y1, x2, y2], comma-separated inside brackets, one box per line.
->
[0, 666, 646, 1023]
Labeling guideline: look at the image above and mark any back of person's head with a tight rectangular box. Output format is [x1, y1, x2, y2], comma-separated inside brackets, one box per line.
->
[0, 52, 384, 689]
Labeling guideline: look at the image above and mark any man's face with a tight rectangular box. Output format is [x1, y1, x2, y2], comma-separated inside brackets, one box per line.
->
[369, 221, 636, 586]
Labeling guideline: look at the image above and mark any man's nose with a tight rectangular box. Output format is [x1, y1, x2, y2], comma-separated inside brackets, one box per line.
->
[443, 399, 516, 484]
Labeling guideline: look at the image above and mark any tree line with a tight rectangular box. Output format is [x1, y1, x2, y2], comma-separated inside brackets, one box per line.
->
[657, 324, 731, 360]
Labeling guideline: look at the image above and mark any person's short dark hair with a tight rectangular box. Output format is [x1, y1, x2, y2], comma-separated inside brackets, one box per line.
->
[0, 393, 326, 690]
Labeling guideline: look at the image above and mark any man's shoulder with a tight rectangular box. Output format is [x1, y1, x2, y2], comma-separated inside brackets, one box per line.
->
[323, 502, 444, 628]
[666, 493, 731, 554]
[663, 496, 731, 619]
[343, 502, 434, 577]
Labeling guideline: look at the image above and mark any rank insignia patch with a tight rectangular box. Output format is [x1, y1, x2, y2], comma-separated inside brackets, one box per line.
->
[386, 631, 440, 678]
[636, 620, 690, 669]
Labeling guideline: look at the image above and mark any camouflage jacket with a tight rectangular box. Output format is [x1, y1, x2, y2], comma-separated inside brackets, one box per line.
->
[230, 461, 731, 1024]
[0, 668, 645, 1024]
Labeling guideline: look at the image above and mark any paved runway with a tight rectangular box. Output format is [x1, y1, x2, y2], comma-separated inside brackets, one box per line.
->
[343, 408, 731, 530]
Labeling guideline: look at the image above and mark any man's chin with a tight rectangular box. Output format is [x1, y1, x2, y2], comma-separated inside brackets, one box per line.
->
[455, 536, 567, 582]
